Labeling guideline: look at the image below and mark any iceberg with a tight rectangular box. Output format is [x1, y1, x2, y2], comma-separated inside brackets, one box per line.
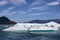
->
[2, 22, 60, 34]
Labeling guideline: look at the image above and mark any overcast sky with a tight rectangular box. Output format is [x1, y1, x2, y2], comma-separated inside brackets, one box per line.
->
[0, 0, 60, 22]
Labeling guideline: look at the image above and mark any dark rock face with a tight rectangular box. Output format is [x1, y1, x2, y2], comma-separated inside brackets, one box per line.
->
[0, 16, 16, 24]
[27, 19, 60, 24]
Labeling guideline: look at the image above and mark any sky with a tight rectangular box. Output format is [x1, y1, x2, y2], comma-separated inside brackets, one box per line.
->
[0, 0, 60, 22]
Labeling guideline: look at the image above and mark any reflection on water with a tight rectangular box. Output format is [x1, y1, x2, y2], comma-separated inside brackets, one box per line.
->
[0, 31, 60, 40]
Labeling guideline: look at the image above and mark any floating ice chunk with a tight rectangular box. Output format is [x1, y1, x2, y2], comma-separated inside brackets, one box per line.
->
[3, 22, 59, 32]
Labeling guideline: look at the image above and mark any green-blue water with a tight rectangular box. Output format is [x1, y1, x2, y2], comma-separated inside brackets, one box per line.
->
[28, 30, 54, 32]
[0, 31, 60, 40]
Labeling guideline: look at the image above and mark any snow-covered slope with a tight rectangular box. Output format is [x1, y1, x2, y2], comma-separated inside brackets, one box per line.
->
[3, 22, 60, 32]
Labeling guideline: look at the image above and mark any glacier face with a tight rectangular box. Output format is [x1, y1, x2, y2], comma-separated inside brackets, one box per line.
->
[3, 22, 60, 32]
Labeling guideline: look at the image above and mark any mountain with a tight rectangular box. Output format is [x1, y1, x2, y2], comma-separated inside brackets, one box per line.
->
[0, 16, 16, 24]
[27, 19, 60, 24]
[0, 16, 60, 24]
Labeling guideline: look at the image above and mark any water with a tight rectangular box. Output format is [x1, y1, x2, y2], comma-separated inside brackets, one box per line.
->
[0, 31, 60, 40]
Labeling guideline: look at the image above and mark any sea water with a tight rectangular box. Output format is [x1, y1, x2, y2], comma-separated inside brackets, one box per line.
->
[0, 31, 60, 40]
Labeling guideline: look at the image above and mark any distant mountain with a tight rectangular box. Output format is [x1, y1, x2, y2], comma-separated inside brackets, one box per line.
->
[27, 19, 60, 24]
[0, 16, 16, 24]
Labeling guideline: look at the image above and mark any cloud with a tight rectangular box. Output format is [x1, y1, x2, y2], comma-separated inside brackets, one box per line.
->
[30, 6, 48, 11]
[8, 7, 15, 10]
[47, 1, 59, 6]
[10, 0, 26, 6]
[0, 0, 8, 6]
[28, 0, 48, 12]
[0, 11, 17, 16]
[29, 13, 41, 16]
[28, 12, 48, 16]
[31, 0, 60, 6]
[31, 0, 40, 6]
[18, 10, 26, 15]
[3, 6, 15, 13]
[31, 0, 45, 6]
[0, 6, 16, 16]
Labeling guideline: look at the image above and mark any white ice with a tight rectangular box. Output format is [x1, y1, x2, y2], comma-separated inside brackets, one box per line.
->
[3, 22, 60, 31]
